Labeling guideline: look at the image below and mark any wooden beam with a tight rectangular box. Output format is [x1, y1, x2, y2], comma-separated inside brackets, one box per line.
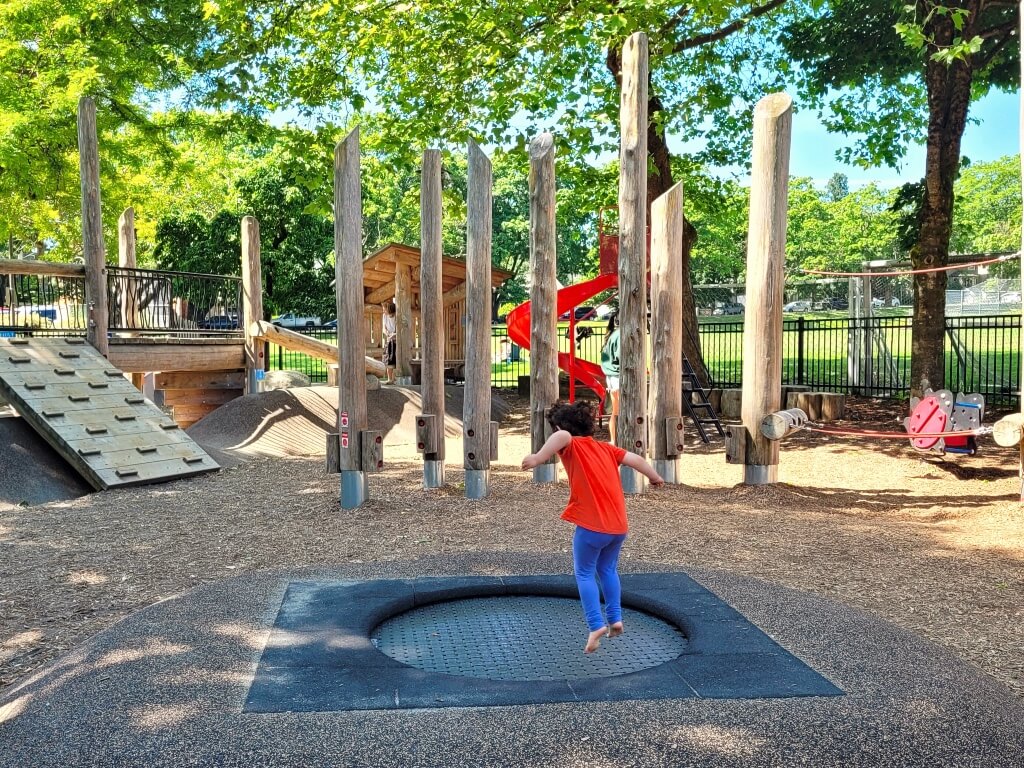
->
[241, 216, 265, 394]
[649, 182, 684, 479]
[336, 129, 370, 493]
[420, 148, 446, 469]
[740, 93, 792, 485]
[529, 132, 558, 482]
[618, 31, 648, 492]
[250, 320, 386, 376]
[77, 97, 108, 356]
[106, 342, 245, 373]
[464, 140, 493, 496]
[0, 259, 86, 277]
[118, 207, 136, 268]
[395, 262, 413, 379]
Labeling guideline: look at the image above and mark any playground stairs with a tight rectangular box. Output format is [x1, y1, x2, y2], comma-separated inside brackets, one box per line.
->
[0, 337, 219, 490]
[682, 358, 725, 444]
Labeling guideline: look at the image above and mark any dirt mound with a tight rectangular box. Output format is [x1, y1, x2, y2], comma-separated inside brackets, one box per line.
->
[0, 415, 92, 509]
[187, 385, 508, 465]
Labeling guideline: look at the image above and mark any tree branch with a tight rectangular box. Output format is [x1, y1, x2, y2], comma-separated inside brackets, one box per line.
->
[672, 0, 789, 54]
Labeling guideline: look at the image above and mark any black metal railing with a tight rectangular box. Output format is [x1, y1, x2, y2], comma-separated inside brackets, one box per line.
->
[0, 272, 87, 331]
[107, 267, 243, 336]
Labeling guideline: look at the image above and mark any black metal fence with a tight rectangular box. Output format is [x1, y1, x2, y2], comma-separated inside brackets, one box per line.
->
[0, 272, 87, 330]
[483, 315, 1020, 405]
[107, 267, 243, 336]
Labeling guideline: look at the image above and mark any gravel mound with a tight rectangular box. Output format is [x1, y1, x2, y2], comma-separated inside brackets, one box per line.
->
[187, 384, 508, 465]
[0, 416, 92, 509]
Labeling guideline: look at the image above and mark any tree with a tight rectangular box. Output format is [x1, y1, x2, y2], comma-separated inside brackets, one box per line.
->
[825, 173, 850, 202]
[951, 155, 1022, 256]
[208, 0, 809, 383]
[783, 1, 1019, 395]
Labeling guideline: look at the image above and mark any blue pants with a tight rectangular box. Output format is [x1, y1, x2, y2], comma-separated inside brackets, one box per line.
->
[572, 526, 627, 631]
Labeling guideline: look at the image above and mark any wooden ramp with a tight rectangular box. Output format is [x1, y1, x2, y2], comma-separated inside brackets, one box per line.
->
[0, 337, 219, 490]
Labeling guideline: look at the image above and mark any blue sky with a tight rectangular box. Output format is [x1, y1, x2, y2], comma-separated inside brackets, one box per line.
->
[757, 89, 1019, 189]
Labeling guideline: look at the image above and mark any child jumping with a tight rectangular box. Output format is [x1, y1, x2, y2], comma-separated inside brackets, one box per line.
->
[521, 400, 664, 654]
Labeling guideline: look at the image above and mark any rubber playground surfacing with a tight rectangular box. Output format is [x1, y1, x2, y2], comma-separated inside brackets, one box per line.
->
[1, 389, 1023, 766]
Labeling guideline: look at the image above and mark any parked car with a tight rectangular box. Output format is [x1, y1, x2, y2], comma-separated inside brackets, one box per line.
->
[1001, 292, 1020, 304]
[718, 302, 745, 315]
[826, 297, 849, 310]
[783, 300, 811, 312]
[559, 306, 597, 320]
[323, 319, 338, 328]
[199, 315, 238, 330]
[871, 297, 901, 308]
[272, 312, 322, 328]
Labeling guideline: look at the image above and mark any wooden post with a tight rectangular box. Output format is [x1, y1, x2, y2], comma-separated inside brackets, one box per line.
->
[395, 262, 413, 383]
[242, 216, 264, 395]
[529, 132, 558, 484]
[118, 207, 136, 268]
[618, 31, 648, 494]
[649, 182, 684, 483]
[464, 140, 493, 499]
[77, 97, 109, 356]
[1019, 8, 1024, 502]
[335, 129, 369, 508]
[740, 92, 792, 485]
[420, 148, 446, 488]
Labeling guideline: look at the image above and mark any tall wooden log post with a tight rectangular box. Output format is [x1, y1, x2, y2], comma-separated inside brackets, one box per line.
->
[241, 216, 265, 395]
[419, 148, 446, 488]
[117, 207, 144, 386]
[649, 183, 685, 483]
[464, 140, 493, 499]
[740, 92, 793, 485]
[529, 133, 559, 483]
[395, 262, 413, 383]
[618, 31, 649, 494]
[1018, 5, 1024, 502]
[335, 129, 370, 508]
[78, 97, 109, 356]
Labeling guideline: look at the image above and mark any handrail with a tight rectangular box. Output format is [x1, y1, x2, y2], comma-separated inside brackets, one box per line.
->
[0, 259, 86, 277]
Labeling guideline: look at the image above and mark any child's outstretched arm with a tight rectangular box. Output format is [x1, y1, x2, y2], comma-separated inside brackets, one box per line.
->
[521, 430, 572, 470]
[621, 452, 665, 486]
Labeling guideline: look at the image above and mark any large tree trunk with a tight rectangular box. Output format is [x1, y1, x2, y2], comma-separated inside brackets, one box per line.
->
[910, 12, 975, 397]
[606, 45, 710, 387]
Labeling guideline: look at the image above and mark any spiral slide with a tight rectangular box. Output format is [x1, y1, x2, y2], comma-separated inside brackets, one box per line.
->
[505, 272, 618, 406]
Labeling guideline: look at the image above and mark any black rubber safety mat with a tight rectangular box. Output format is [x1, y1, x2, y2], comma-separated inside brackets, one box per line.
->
[244, 573, 843, 712]
[371, 596, 686, 680]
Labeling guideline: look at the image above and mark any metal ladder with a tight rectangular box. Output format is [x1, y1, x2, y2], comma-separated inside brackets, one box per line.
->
[682, 357, 725, 444]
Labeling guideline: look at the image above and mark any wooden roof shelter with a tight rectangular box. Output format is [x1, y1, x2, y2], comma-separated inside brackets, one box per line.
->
[360, 243, 514, 382]
[361, 243, 513, 306]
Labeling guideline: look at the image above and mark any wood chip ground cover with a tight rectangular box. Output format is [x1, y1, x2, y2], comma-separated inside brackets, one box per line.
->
[1, 395, 1021, 701]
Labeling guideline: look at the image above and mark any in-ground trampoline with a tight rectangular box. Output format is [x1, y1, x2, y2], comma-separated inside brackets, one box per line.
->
[244, 573, 842, 712]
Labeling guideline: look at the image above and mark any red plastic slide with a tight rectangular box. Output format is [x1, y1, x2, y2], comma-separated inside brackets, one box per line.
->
[505, 272, 618, 406]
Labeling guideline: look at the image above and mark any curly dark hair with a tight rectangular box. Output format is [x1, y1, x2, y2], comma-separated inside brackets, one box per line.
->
[547, 400, 596, 437]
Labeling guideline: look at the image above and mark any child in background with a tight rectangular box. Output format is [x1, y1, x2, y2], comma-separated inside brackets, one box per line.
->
[521, 400, 664, 653]
[382, 302, 397, 384]
[600, 311, 620, 444]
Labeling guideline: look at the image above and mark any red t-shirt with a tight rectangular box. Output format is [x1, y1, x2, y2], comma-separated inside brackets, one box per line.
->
[557, 436, 629, 534]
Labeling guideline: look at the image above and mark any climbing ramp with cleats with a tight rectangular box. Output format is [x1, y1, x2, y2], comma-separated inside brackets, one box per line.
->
[0, 337, 219, 490]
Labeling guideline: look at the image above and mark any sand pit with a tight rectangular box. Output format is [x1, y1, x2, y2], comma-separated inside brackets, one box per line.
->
[187, 385, 508, 465]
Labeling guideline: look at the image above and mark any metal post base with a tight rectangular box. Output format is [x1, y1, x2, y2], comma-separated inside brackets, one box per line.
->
[423, 460, 445, 489]
[465, 469, 490, 499]
[340, 471, 368, 509]
[533, 463, 558, 484]
[620, 465, 646, 495]
[743, 464, 778, 485]
[652, 459, 679, 484]
[396, 376, 413, 386]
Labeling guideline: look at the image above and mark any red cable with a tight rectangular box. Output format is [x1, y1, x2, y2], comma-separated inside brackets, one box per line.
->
[801, 253, 1018, 278]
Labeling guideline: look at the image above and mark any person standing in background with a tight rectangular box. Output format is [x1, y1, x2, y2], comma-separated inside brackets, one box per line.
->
[600, 311, 620, 444]
[382, 302, 397, 384]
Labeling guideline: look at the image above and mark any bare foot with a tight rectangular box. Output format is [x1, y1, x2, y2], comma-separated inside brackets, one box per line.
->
[607, 621, 624, 638]
[585, 627, 607, 654]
